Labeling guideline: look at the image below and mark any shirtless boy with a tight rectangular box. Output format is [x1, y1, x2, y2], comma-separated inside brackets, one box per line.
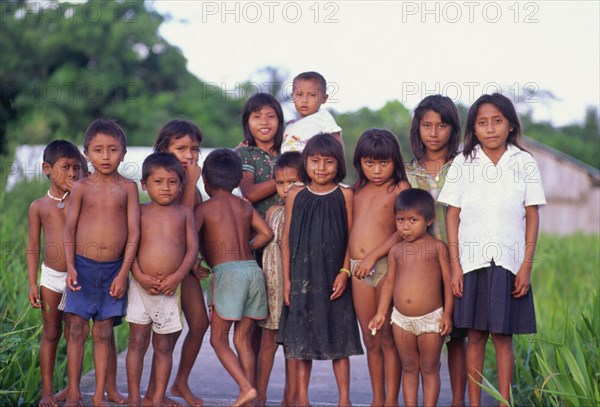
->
[126, 153, 199, 407]
[369, 188, 453, 407]
[195, 148, 273, 406]
[63, 119, 140, 407]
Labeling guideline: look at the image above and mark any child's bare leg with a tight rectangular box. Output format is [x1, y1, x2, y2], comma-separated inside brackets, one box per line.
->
[491, 333, 513, 407]
[466, 329, 488, 407]
[332, 358, 351, 406]
[92, 318, 115, 406]
[446, 337, 467, 406]
[353, 281, 385, 406]
[169, 274, 208, 407]
[126, 323, 151, 406]
[256, 328, 279, 406]
[39, 287, 64, 407]
[296, 359, 312, 407]
[417, 332, 444, 407]
[149, 331, 182, 406]
[393, 326, 419, 407]
[209, 313, 256, 406]
[282, 352, 297, 406]
[233, 317, 258, 387]
[376, 283, 401, 406]
[107, 331, 126, 404]
[65, 314, 89, 406]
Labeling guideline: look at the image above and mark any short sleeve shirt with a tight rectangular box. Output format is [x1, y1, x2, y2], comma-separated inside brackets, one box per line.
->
[235, 145, 282, 218]
[281, 109, 342, 153]
[437, 144, 546, 275]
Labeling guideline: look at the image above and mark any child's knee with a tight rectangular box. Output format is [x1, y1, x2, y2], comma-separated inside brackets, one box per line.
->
[42, 322, 63, 343]
[420, 358, 441, 375]
[153, 334, 177, 354]
[129, 331, 150, 351]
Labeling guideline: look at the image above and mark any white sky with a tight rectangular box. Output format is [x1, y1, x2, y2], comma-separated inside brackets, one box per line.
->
[150, 0, 600, 126]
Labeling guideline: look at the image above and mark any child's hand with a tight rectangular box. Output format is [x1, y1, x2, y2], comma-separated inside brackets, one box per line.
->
[110, 274, 127, 298]
[512, 265, 532, 298]
[439, 312, 453, 336]
[191, 258, 211, 280]
[136, 272, 161, 295]
[67, 268, 80, 291]
[28, 284, 41, 308]
[284, 279, 291, 306]
[158, 274, 181, 296]
[330, 272, 348, 300]
[187, 162, 202, 184]
[368, 314, 385, 332]
[451, 266, 463, 297]
[352, 256, 375, 279]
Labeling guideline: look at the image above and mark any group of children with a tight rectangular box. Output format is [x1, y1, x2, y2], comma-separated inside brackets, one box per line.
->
[28, 70, 545, 407]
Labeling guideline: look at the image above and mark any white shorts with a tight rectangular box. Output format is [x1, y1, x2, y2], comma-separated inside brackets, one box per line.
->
[391, 306, 442, 336]
[40, 263, 67, 311]
[125, 278, 183, 334]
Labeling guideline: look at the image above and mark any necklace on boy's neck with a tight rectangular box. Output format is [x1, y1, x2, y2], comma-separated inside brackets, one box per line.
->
[47, 190, 69, 209]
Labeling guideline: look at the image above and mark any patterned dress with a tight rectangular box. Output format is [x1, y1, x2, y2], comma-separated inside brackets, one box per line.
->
[259, 205, 285, 330]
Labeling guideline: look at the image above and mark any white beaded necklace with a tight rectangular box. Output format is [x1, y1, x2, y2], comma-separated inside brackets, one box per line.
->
[47, 190, 69, 209]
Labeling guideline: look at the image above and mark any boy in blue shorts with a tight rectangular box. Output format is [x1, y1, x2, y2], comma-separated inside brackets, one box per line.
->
[195, 149, 273, 406]
[63, 119, 140, 407]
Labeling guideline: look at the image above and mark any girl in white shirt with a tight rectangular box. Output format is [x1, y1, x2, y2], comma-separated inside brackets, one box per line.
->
[438, 93, 546, 406]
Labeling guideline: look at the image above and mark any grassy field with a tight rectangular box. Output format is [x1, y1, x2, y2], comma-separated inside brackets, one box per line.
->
[1, 178, 598, 405]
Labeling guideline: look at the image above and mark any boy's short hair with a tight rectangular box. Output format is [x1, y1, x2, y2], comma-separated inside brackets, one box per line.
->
[293, 71, 327, 95]
[83, 119, 127, 152]
[154, 119, 203, 153]
[203, 148, 242, 192]
[274, 151, 302, 174]
[141, 152, 185, 183]
[43, 140, 82, 166]
[395, 188, 435, 221]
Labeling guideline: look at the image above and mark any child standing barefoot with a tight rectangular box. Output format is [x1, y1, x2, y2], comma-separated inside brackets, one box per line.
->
[278, 133, 363, 406]
[255, 152, 302, 406]
[349, 129, 410, 406]
[438, 93, 546, 406]
[150, 120, 208, 406]
[406, 94, 467, 406]
[369, 189, 454, 407]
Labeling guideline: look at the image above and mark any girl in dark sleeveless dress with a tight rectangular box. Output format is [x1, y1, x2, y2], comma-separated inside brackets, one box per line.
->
[278, 133, 363, 406]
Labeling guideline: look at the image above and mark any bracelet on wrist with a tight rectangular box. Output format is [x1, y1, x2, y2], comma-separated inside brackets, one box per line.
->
[339, 268, 351, 277]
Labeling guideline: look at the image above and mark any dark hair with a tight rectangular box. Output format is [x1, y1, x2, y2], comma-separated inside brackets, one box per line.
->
[241, 93, 284, 154]
[154, 119, 203, 153]
[409, 95, 461, 162]
[274, 151, 302, 174]
[293, 71, 327, 95]
[43, 140, 82, 166]
[395, 188, 435, 221]
[202, 148, 242, 192]
[83, 119, 127, 151]
[463, 93, 525, 159]
[353, 128, 407, 190]
[141, 152, 185, 183]
[300, 133, 346, 184]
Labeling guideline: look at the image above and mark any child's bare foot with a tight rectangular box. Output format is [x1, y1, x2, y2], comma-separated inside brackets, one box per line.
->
[38, 392, 58, 407]
[142, 396, 181, 407]
[232, 387, 257, 407]
[127, 397, 141, 407]
[338, 398, 351, 407]
[64, 397, 83, 407]
[54, 387, 68, 402]
[92, 395, 109, 407]
[170, 382, 204, 406]
[107, 388, 127, 404]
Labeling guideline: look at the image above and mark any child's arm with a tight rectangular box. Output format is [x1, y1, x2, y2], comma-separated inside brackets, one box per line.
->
[239, 171, 277, 203]
[249, 206, 274, 251]
[438, 241, 454, 336]
[65, 183, 83, 291]
[368, 245, 398, 332]
[446, 205, 463, 298]
[331, 187, 353, 300]
[181, 164, 202, 210]
[110, 182, 140, 298]
[513, 205, 540, 298]
[191, 205, 211, 280]
[159, 207, 200, 296]
[353, 231, 402, 278]
[26, 202, 42, 308]
[282, 187, 300, 306]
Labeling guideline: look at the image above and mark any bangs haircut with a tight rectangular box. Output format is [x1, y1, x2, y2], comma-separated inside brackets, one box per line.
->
[463, 93, 526, 159]
[202, 148, 242, 192]
[394, 188, 435, 221]
[293, 71, 327, 95]
[83, 119, 127, 152]
[141, 152, 185, 183]
[300, 133, 346, 184]
[409, 95, 461, 162]
[274, 151, 302, 174]
[154, 119, 203, 153]
[43, 140, 82, 166]
[353, 128, 407, 190]
[241, 93, 284, 154]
